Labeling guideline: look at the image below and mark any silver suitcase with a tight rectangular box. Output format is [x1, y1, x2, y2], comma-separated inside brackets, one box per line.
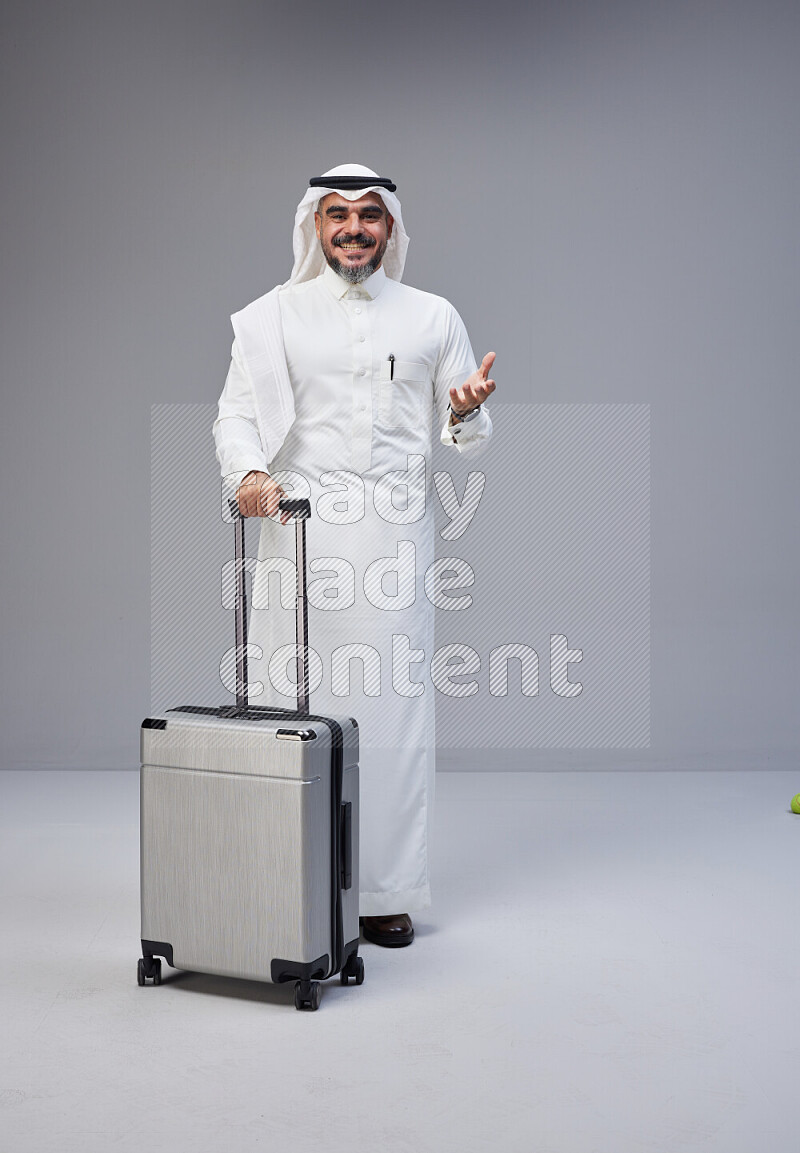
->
[139, 497, 363, 1010]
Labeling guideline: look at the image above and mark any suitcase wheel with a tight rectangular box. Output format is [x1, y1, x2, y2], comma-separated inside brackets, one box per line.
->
[294, 980, 322, 1011]
[137, 956, 162, 986]
[340, 955, 365, 986]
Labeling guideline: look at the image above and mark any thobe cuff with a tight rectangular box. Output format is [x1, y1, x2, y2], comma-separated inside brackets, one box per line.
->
[439, 405, 492, 451]
[213, 414, 270, 480]
[227, 467, 267, 490]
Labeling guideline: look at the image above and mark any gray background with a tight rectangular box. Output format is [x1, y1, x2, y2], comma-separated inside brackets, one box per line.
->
[2, 0, 798, 770]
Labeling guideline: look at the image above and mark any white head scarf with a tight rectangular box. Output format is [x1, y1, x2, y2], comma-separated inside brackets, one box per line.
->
[287, 163, 409, 286]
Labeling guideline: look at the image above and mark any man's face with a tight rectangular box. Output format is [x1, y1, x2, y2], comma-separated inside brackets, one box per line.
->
[315, 192, 394, 284]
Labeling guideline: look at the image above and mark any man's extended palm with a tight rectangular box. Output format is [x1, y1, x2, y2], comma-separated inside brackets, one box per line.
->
[449, 351, 497, 416]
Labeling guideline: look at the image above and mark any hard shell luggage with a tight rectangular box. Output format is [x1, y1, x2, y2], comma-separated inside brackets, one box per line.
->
[138, 496, 363, 1010]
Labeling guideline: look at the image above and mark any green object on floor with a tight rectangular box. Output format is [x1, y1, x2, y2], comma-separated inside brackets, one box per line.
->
[791, 795, 800, 814]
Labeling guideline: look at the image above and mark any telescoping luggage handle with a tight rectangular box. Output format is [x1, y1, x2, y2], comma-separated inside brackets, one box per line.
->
[228, 495, 312, 716]
[218, 493, 353, 987]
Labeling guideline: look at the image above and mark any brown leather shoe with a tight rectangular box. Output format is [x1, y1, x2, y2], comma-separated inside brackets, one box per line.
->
[360, 913, 415, 947]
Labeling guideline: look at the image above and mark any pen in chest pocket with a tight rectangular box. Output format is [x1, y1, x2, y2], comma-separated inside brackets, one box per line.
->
[388, 353, 395, 381]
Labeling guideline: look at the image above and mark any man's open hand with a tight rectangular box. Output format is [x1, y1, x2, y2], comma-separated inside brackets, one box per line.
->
[236, 471, 291, 522]
[449, 351, 497, 417]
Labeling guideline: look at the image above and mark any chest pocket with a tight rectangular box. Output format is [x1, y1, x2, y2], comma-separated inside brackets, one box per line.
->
[378, 359, 430, 429]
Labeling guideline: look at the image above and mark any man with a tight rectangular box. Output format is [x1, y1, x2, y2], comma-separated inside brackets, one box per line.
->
[213, 164, 495, 948]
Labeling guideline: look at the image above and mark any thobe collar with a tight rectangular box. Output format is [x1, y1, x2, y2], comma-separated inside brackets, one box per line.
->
[322, 262, 387, 301]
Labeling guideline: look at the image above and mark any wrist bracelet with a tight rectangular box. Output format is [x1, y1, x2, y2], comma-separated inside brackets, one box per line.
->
[449, 403, 482, 423]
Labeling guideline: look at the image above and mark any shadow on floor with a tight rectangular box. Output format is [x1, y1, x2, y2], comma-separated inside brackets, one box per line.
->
[158, 968, 298, 1007]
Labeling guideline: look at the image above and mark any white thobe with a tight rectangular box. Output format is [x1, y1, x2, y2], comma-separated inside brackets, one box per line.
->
[213, 263, 492, 915]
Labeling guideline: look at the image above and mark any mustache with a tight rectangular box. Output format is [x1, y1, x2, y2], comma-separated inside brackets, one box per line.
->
[332, 233, 376, 248]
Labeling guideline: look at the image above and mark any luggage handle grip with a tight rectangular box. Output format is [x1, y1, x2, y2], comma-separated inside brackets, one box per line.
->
[225, 496, 311, 520]
[278, 497, 311, 520]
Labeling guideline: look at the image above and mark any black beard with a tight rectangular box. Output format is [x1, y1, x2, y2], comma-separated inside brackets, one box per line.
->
[326, 251, 383, 284]
[323, 233, 388, 284]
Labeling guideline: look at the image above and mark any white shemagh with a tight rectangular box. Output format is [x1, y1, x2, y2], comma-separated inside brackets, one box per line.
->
[230, 164, 409, 467]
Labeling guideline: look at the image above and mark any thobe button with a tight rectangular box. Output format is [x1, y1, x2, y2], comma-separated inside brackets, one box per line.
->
[358, 368, 366, 376]
[355, 307, 362, 314]
[359, 336, 366, 343]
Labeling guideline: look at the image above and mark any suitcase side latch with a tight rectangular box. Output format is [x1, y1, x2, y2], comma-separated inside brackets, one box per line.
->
[275, 728, 317, 741]
[340, 801, 353, 890]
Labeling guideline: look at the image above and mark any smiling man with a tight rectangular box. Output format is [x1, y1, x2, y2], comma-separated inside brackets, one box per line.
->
[213, 164, 496, 949]
[317, 192, 391, 283]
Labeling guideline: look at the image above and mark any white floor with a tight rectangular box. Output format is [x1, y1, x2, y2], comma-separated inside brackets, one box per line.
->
[1, 768, 799, 1153]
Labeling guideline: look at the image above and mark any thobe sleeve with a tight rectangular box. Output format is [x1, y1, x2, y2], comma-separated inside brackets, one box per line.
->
[212, 339, 271, 486]
[433, 303, 493, 455]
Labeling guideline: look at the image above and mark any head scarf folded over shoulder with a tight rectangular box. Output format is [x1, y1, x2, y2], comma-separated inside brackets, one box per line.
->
[288, 162, 409, 286]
